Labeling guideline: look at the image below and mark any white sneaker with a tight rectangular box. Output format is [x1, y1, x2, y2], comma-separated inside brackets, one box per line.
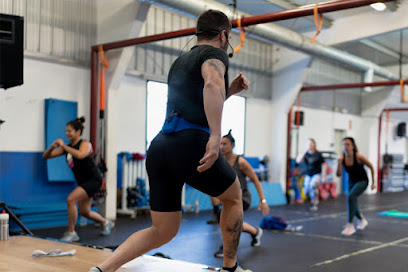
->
[101, 220, 115, 236]
[356, 218, 368, 230]
[88, 267, 102, 272]
[60, 231, 80, 242]
[341, 223, 356, 236]
[310, 205, 318, 211]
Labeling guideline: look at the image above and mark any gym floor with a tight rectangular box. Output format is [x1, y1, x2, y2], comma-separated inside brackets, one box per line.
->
[33, 191, 408, 272]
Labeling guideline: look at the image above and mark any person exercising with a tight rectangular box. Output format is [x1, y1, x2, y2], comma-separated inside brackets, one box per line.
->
[88, 10, 251, 272]
[337, 137, 376, 236]
[212, 131, 270, 258]
[296, 139, 327, 211]
[43, 117, 114, 242]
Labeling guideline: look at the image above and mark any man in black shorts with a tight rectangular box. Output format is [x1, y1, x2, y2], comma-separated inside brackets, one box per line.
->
[89, 9, 250, 272]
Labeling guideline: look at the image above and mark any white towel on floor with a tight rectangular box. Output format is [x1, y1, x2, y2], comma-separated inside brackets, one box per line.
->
[32, 249, 76, 257]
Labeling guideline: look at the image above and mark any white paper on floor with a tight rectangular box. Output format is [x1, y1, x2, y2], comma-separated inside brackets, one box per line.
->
[122, 255, 217, 271]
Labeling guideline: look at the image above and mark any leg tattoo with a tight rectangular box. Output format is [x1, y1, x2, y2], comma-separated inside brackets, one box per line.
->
[224, 212, 243, 259]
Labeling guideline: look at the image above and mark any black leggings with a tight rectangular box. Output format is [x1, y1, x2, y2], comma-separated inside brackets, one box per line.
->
[347, 180, 368, 223]
[147, 130, 237, 212]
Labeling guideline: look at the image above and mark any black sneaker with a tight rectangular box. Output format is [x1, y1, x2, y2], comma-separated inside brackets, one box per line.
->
[251, 227, 263, 247]
[214, 245, 223, 258]
[207, 214, 219, 224]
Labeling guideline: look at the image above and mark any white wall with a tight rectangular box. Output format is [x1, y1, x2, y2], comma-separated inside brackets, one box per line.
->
[291, 107, 361, 161]
[270, 49, 311, 189]
[289, 106, 389, 194]
[116, 75, 147, 153]
[245, 98, 272, 157]
[0, 58, 90, 152]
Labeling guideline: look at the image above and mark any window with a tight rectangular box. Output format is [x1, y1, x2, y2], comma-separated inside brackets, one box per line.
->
[222, 95, 246, 154]
[146, 81, 246, 154]
[146, 81, 168, 149]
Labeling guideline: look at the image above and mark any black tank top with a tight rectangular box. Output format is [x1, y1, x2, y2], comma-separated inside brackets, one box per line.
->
[232, 155, 251, 205]
[166, 45, 229, 128]
[343, 151, 368, 184]
[66, 139, 102, 184]
[304, 151, 324, 176]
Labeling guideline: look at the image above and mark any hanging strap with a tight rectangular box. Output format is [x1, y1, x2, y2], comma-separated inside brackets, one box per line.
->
[310, 5, 323, 44]
[295, 95, 301, 126]
[385, 109, 390, 138]
[98, 45, 109, 116]
[400, 79, 407, 103]
[234, 17, 246, 54]
[98, 45, 109, 69]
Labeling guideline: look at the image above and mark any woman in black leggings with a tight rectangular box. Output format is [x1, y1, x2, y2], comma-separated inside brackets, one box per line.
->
[336, 137, 376, 236]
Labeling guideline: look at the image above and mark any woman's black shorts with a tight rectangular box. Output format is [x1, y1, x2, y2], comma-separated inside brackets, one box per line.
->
[146, 130, 237, 212]
[78, 178, 102, 198]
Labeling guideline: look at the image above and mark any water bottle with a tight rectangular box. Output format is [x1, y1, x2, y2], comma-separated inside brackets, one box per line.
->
[194, 200, 199, 214]
[0, 210, 9, 240]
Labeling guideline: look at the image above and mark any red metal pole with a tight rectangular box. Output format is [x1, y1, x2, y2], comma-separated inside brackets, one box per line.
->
[91, 0, 397, 52]
[90, 50, 99, 150]
[301, 80, 408, 92]
[92, 27, 196, 52]
[382, 108, 408, 112]
[286, 107, 293, 198]
[377, 112, 382, 193]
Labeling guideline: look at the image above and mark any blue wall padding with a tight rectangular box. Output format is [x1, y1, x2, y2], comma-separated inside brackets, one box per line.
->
[0, 151, 88, 229]
[245, 157, 261, 169]
[249, 182, 286, 206]
[44, 98, 77, 182]
[184, 182, 286, 211]
[6, 202, 67, 214]
[8, 202, 98, 231]
[0, 152, 77, 203]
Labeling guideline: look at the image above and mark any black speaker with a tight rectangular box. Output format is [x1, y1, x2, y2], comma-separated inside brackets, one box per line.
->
[383, 154, 393, 164]
[294, 111, 304, 126]
[0, 13, 24, 90]
[397, 122, 406, 137]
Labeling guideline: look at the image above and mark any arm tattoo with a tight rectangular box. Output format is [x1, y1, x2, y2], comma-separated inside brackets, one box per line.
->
[207, 59, 225, 79]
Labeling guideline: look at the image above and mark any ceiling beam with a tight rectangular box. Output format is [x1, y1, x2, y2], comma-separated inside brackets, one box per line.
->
[265, 0, 333, 28]
[360, 39, 408, 61]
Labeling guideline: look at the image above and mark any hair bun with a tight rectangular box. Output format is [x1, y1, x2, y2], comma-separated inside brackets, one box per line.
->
[77, 116, 85, 123]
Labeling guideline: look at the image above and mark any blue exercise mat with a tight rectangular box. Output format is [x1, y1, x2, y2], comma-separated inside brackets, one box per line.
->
[45, 98, 77, 182]
[377, 210, 408, 218]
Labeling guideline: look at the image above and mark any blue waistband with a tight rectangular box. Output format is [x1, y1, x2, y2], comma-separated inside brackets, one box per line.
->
[161, 116, 210, 134]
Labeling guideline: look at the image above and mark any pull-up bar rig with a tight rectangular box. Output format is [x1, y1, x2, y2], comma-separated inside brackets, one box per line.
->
[90, 0, 397, 150]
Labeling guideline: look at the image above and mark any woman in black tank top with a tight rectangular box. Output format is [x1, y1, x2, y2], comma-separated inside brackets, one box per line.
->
[43, 117, 114, 242]
[336, 137, 376, 236]
[210, 131, 270, 258]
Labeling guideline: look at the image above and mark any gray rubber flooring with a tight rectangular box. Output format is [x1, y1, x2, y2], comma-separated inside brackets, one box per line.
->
[32, 191, 408, 272]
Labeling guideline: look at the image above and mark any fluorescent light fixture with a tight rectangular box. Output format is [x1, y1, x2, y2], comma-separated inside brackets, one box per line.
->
[370, 2, 386, 11]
